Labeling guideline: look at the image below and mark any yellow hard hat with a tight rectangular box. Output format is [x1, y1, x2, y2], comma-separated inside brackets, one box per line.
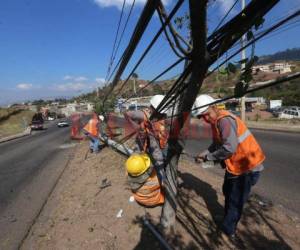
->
[125, 153, 151, 177]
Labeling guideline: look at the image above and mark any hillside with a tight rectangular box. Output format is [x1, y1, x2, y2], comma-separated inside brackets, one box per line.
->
[258, 48, 300, 64]
[0, 110, 34, 138]
[74, 51, 300, 109]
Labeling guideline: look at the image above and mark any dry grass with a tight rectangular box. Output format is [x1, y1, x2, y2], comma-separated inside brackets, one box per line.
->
[0, 110, 34, 138]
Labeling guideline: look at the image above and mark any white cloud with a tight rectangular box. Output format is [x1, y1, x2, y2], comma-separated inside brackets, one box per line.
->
[95, 77, 105, 84]
[94, 0, 171, 9]
[63, 75, 88, 81]
[53, 82, 96, 92]
[16, 83, 33, 90]
[215, 0, 238, 15]
[63, 75, 73, 80]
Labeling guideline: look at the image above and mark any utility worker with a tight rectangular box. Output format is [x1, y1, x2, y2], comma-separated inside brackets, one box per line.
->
[124, 95, 169, 179]
[125, 153, 164, 207]
[83, 113, 104, 153]
[193, 94, 265, 239]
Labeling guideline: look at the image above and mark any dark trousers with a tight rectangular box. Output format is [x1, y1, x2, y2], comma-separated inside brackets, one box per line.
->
[222, 170, 260, 235]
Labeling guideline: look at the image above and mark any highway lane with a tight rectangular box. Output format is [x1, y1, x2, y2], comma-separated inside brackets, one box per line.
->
[0, 120, 74, 249]
[0, 121, 71, 208]
[184, 129, 300, 215]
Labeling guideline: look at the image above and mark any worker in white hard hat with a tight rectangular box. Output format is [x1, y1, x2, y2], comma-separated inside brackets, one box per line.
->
[124, 95, 169, 181]
[192, 94, 265, 239]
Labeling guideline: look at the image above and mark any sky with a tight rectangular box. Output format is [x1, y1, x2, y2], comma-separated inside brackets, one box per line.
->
[0, 0, 299, 106]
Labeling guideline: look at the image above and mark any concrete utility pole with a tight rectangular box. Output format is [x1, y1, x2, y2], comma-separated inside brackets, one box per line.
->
[240, 0, 246, 121]
[133, 77, 137, 95]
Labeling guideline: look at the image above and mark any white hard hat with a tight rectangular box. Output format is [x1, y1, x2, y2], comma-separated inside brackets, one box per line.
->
[192, 94, 216, 116]
[98, 115, 104, 121]
[150, 95, 164, 109]
[149, 95, 167, 113]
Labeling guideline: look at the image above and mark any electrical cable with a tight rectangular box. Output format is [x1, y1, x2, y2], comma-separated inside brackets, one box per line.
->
[119, 58, 184, 106]
[110, 0, 137, 74]
[210, 0, 239, 37]
[112, 0, 185, 99]
[105, 0, 127, 82]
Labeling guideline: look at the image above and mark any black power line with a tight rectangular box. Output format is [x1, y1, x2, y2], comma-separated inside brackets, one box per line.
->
[109, 0, 185, 101]
[110, 0, 137, 76]
[105, 0, 127, 82]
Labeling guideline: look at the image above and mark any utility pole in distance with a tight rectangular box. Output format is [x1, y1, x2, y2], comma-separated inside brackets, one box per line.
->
[240, 0, 246, 121]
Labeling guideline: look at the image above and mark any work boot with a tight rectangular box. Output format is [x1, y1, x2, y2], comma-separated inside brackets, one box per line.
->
[219, 231, 244, 249]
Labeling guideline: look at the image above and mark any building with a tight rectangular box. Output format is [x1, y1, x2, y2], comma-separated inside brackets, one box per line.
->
[60, 102, 95, 117]
[252, 61, 293, 74]
[116, 96, 153, 112]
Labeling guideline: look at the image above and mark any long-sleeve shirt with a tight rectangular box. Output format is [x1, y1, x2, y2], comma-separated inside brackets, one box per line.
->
[206, 116, 264, 172]
[124, 110, 165, 169]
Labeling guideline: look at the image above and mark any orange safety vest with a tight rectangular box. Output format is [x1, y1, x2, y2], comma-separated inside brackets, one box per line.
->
[83, 118, 99, 137]
[212, 110, 265, 175]
[133, 169, 165, 207]
[140, 111, 168, 151]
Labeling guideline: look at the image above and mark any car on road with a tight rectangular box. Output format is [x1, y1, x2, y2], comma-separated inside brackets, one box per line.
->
[279, 109, 300, 119]
[57, 121, 69, 128]
[31, 120, 44, 130]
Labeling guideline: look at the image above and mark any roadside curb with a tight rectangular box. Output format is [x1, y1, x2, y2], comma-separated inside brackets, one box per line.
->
[247, 122, 300, 133]
[0, 127, 32, 143]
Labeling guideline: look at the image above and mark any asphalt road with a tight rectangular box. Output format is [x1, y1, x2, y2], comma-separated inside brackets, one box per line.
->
[184, 129, 300, 216]
[0, 120, 74, 250]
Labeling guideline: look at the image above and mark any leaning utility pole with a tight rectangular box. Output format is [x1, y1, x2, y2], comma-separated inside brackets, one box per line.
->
[241, 0, 246, 121]
[160, 0, 209, 231]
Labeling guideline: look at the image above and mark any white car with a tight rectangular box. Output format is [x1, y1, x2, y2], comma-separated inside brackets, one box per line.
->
[57, 121, 69, 127]
[48, 117, 55, 121]
[279, 109, 300, 119]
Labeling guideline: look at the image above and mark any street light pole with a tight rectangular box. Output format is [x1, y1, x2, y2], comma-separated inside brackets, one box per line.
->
[241, 0, 246, 121]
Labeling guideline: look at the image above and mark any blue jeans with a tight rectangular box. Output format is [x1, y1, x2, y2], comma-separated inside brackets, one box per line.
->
[222, 171, 260, 235]
[89, 136, 100, 153]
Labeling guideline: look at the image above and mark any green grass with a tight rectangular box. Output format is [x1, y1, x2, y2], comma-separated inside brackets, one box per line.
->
[0, 110, 34, 138]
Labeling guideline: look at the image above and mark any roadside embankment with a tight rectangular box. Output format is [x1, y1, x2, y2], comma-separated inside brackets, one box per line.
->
[21, 142, 300, 250]
[0, 110, 34, 139]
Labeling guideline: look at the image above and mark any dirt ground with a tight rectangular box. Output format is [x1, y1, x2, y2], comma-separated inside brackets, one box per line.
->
[21, 142, 300, 250]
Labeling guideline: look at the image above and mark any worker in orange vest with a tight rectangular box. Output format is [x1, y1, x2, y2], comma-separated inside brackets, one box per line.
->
[83, 113, 104, 153]
[125, 153, 164, 207]
[124, 95, 169, 180]
[193, 94, 265, 239]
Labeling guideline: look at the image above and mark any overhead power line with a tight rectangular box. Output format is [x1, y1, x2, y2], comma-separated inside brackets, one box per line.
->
[211, 0, 239, 36]
[112, 0, 185, 99]
[105, 0, 127, 82]
[159, 8, 300, 115]
[102, 0, 162, 106]
[110, 0, 137, 75]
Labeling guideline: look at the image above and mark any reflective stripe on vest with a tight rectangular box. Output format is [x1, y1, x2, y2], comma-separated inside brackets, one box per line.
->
[133, 170, 165, 206]
[213, 110, 265, 175]
[237, 129, 252, 143]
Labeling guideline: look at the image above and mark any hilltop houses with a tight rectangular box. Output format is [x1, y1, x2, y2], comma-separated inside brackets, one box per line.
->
[253, 61, 293, 74]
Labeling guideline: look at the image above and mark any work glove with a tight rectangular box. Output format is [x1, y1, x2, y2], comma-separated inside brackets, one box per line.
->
[195, 150, 209, 163]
